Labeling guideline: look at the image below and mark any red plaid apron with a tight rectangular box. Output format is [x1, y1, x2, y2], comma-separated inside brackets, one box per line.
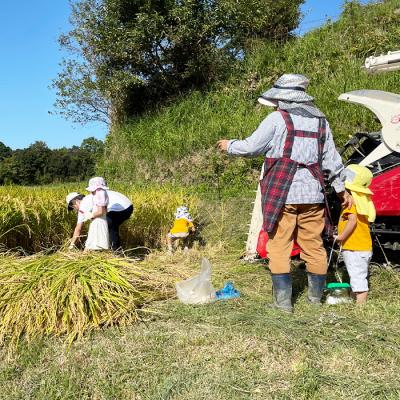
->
[260, 110, 332, 236]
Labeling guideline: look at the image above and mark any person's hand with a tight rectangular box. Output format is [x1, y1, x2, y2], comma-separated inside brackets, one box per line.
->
[217, 140, 229, 152]
[337, 190, 353, 209]
[83, 211, 94, 221]
[333, 234, 343, 243]
[68, 244, 75, 250]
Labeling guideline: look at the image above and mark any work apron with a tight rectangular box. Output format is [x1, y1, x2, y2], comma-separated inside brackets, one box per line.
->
[260, 110, 332, 237]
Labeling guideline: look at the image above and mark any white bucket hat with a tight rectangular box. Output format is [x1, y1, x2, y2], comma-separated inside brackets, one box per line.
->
[258, 74, 314, 106]
[86, 177, 109, 192]
[66, 192, 82, 210]
[175, 206, 192, 221]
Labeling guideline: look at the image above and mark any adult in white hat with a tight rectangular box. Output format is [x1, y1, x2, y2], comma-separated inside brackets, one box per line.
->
[66, 177, 133, 251]
[217, 73, 352, 312]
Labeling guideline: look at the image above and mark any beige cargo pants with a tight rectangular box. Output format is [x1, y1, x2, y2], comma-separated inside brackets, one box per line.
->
[267, 204, 327, 274]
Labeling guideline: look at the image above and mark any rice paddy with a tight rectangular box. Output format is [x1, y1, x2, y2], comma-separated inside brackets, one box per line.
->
[0, 187, 399, 397]
[0, 184, 203, 351]
[0, 185, 198, 252]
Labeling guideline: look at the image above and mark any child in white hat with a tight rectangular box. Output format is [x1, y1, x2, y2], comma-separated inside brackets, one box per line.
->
[167, 206, 195, 254]
[335, 165, 376, 304]
[84, 177, 110, 250]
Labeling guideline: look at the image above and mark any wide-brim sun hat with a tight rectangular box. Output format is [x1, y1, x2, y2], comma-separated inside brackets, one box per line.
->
[86, 177, 109, 192]
[344, 164, 373, 195]
[66, 192, 81, 210]
[258, 74, 314, 106]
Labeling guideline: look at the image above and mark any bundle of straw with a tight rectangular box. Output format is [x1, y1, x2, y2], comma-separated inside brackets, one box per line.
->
[0, 252, 187, 348]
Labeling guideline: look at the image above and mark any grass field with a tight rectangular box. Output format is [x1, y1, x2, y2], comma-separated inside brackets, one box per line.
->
[0, 249, 399, 399]
[0, 195, 399, 399]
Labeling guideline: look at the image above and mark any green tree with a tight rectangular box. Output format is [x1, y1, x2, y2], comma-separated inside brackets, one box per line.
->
[53, 0, 303, 125]
[81, 137, 104, 157]
[0, 142, 12, 161]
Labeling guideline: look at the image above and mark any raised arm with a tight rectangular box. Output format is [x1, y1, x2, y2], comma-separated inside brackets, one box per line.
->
[217, 112, 278, 157]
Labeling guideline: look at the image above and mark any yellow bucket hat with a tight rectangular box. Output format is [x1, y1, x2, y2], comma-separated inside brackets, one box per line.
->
[344, 164, 373, 195]
[345, 164, 376, 222]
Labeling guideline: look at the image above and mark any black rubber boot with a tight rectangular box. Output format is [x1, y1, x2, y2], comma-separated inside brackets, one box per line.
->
[307, 273, 326, 305]
[270, 273, 293, 313]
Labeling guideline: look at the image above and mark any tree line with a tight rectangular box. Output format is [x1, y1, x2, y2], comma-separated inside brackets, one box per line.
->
[53, 0, 304, 125]
[0, 138, 104, 185]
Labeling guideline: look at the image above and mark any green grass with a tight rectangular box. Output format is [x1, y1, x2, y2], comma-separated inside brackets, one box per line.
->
[101, 0, 400, 185]
[0, 251, 399, 399]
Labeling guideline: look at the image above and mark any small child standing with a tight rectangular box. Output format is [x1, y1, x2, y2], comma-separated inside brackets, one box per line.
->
[85, 177, 110, 251]
[336, 165, 376, 304]
[167, 206, 195, 254]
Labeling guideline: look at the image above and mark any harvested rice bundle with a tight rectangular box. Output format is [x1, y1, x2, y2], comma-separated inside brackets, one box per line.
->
[0, 252, 188, 349]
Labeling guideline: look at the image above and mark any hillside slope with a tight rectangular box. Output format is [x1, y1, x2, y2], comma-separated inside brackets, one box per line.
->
[101, 0, 400, 187]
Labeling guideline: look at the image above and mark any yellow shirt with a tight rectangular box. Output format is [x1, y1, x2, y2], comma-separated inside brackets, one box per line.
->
[170, 218, 194, 234]
[338, 205, 372, 251]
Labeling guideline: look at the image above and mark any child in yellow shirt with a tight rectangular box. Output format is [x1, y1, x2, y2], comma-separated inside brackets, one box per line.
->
[167, 206, 195, 254]
[336, 164, 376, 304]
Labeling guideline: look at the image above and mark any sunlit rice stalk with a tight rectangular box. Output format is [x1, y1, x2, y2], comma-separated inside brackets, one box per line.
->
[0, 251, 190, 350]
[0, 185, 198, 252]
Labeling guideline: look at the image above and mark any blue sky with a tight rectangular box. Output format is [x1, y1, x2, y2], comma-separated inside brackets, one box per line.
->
[0, 0, 371, 150]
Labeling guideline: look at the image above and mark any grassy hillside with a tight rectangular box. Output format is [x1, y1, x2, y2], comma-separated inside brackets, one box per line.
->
[101, 0, 400, 186]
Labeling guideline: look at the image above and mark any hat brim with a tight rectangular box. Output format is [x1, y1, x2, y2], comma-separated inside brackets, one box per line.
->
[66, 193, 81, 211]
[257, 97, 278, 107]
[86, 185, 109, 192]
[345, 182, 373, 195]
[260, 88, 314, 104]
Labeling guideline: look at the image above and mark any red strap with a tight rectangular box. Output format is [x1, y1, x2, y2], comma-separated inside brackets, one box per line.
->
[279, 111, 295, 158]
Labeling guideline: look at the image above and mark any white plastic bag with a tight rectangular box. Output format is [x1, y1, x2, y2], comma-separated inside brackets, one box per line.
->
[176, 258, 216, 304]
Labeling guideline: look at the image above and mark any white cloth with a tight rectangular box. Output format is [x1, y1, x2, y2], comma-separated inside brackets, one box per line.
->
[77, 191, 132, 223]
[85, 214, 110, 250]
[86, 176, 109, 192]
[342, 250, 372, 292]
[168, 232, 189, 239]
[107, 191, 132, 212]
[278, 101, 325, 118]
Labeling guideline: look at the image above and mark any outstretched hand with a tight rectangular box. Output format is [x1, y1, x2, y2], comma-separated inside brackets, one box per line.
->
[217, 140, 229, 152]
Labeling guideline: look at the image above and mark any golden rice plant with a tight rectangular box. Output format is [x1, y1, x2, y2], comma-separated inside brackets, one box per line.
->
[120, 186, 198, 249]
[0, 185, 198, 252]
[0, 251, 190, 349]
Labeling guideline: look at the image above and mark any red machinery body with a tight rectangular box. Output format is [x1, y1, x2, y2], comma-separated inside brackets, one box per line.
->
[370, 166, 400, 217]
[257, 229, 301, 259]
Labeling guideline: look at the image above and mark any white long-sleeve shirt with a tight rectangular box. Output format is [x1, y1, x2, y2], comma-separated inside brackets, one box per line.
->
[228, 111, 345, 204]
